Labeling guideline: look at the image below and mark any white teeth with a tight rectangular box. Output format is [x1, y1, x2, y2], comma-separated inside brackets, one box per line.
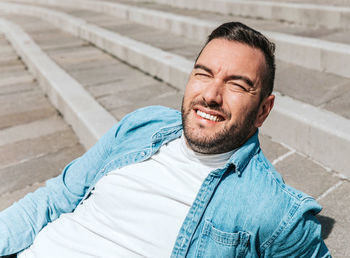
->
[196, 110, 220, 122]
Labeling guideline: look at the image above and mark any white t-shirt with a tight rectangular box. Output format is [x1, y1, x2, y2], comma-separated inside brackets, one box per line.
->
[19, 135, 234, 258]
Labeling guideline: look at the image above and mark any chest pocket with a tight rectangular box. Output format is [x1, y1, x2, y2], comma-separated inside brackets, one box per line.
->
[195, 220, 250, 258]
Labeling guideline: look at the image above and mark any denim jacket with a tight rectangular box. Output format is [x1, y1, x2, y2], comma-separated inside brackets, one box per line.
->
[0, 106, 330, 257]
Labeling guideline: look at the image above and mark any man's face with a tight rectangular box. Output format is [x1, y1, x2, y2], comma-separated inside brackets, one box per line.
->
[182, 38, 268, 154]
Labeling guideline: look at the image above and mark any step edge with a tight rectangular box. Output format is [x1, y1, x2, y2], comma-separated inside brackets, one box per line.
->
[0, 17, 117, 149]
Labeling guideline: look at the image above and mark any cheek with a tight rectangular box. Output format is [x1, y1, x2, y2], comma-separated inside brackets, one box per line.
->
[186, 76, 208, 92]
[225, 96, 256, 118]
[184, 82, 202, 102]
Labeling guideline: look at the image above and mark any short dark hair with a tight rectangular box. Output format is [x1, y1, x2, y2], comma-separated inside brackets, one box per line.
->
[196, 22, 276, 100]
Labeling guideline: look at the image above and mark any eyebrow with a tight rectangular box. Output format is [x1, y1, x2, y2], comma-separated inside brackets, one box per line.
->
[194, 63, 254, 88]
[226, 75, 254, 88]
[194, 64, 213, 76]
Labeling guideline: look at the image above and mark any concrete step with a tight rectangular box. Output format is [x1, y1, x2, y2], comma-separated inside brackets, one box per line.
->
[109, 0, 350, 29]
[0, 16, 117, 149]
[0, 2, 349, 177]
[0, 32, 85, 211]
[0, 181, 45, 211]
[5, 0, 350, 79]
[0, 15, 348, 255]
[8, 0, 350, 30]
[257, 0, 350, 7]
[0, 117, 76, 169]
[115, 0, 350, 45]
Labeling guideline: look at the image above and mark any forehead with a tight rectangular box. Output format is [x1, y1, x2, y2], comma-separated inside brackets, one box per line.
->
[197, 39, 266, 82]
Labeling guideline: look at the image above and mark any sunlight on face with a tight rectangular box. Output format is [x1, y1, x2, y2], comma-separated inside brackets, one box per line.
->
[182, 39, 267, 154]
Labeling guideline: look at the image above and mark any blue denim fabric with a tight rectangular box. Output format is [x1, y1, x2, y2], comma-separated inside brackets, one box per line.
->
[0, 106, 330, 257]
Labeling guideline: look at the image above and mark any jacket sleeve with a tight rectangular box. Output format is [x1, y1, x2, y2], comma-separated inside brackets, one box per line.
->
[0, 123, 121, 255]
[261, 198, 331, 257]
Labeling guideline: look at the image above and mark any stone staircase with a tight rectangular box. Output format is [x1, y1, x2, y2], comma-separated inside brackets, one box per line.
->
[0, 0, 349, 256]
[0, 32, 85, 210]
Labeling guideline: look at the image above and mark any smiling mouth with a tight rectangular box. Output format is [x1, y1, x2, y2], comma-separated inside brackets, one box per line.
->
[196, 110, 224, 122]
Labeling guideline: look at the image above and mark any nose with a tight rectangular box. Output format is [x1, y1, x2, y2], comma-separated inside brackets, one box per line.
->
[202, 79, 223, 106]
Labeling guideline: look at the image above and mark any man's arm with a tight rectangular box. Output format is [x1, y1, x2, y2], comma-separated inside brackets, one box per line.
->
[261, 198, 331, 257]
[0, 105, 179, 255]
[0, 123, 120, 255]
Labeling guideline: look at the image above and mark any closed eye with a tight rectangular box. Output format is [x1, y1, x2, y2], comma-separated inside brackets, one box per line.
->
[195, 72, 210, 77]
[227, 82, 248, 92]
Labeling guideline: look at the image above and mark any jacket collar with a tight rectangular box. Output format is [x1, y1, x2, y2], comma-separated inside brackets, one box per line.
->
[227, 130, 260, 176]
[153, 122, 260, 176]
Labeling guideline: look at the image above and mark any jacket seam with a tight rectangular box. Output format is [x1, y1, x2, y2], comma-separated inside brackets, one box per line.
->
[259, 195, 317, 253]
[254, 157, 315, 252]
[258, 156, 312, 202]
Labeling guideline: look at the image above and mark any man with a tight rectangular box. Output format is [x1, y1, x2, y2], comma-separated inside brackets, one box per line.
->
[0, 22, 330, 257]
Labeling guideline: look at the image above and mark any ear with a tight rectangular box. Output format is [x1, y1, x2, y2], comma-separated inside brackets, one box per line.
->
[255, 94, 275, 128]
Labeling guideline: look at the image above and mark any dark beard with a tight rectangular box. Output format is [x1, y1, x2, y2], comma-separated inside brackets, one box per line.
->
[181, 98, 258, 154]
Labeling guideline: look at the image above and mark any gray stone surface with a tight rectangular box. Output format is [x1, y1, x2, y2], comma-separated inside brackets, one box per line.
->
[86, 15, 127, 27]
[14, 16, 184, 118]
[115, 0, 350, 44]
[0, 32, 85, 212]
[0, 72, 33, 87]
[274, 60, 350, 108]
[0, 45, 15, 56]
[0, 88, 56, 129]
[0, 52, 19, 63]
[88, 74, 156, 98]
[320, 30, 350, 45]
[0, 116, 68, 147]
[0, 144, 84, 195]
[0, 82, 37, 95]
[170, 44, 202, 61]
[257, 0, 350, 6]
[70, 64, 136, 87]
[318, 181, 350, 257]
[0, 68, 32, 79]
[99, 81, 176, 110]
[0, 128, 78, 169]
[121, 0, 350, 30]
[323, 88, 350, 119]
[0, 181, 46, 212]
[0, 15, 37, 24]
[131, 30, 197, 51]
[48, 45, 119, 70]
[0, 61, 25, 73]
[31, 32, 86, 51]
[2, 16, 117, 148]
[110, 90, 183, 119]
[0, 56, 23, 68]
[0, 43, 16, 54]
[46, 5, 205, 61]
[107, 22, 157, 37]
[258, 134, 290, 162]
[275, 153, 340, 198]
[63, 8, 101, 18]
